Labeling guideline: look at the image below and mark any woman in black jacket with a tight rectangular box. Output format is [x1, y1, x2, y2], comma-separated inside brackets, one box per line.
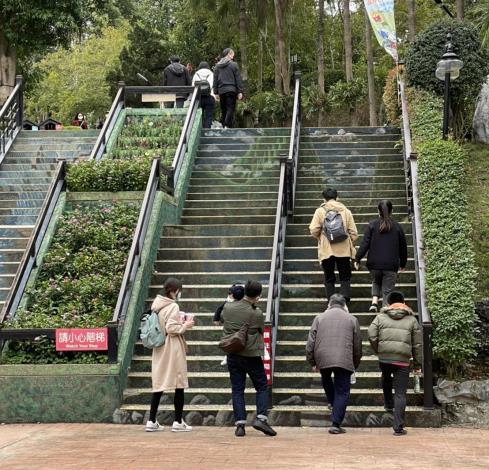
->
[354, 200, 407, 312]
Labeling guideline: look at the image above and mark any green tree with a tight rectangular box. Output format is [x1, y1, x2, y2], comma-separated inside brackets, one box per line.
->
[25, 25, 129, 125]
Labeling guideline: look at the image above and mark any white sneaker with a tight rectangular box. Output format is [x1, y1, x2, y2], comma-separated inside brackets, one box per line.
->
[220, 356, 228, 366]
[145, 420, 164, 432]
[172, 420, 193, 432]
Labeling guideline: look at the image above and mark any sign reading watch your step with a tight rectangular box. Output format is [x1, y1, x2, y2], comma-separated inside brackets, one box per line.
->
[55, 328, 108, 351]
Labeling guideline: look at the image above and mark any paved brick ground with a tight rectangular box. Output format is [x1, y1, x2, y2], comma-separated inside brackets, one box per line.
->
[0, 424, 488, 470]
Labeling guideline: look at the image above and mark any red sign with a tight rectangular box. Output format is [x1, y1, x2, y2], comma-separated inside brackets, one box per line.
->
[55, 328, 108, 351]
[263, 326, 272, 385]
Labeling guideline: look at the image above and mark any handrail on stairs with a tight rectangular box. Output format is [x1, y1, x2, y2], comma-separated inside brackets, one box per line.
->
[0, 75, 23, 164]
[89, 83, 201, 196]
[265, 72, 301, 405]
[399, 79, 434, 410]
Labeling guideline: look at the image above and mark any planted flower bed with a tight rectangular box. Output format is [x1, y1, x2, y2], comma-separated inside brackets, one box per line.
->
[1, 202, 139, 364]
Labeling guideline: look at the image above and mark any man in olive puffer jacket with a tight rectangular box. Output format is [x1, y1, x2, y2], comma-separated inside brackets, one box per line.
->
[368, 291, 421, 436]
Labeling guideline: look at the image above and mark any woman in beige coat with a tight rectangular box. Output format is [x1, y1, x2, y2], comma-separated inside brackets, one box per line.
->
[145, 277, 194, 433]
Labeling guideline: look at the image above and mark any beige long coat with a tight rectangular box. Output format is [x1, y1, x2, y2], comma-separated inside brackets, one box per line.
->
[309, 200, 358, 264]
[151, 295, 189, 392]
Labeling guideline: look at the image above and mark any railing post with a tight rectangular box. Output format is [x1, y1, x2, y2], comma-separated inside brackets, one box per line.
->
[423, 325, 434, 409]
[118, 81, 126, 107]
[15, 75, 23, 128]
[107, 323, 118, 363]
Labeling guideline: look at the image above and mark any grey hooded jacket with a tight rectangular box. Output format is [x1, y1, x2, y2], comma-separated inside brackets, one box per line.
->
[213, 57, 243, 95]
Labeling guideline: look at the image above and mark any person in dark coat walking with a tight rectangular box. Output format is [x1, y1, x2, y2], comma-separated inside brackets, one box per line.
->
[213, 48, 243, 128]
[306, 294, 362, 434]
[368, 291, 422, 436]
[162, 55, 191, 108]
[354, 200, 408, 312]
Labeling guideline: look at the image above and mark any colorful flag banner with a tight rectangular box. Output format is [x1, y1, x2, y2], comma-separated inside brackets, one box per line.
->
[364, 0, 398, 62]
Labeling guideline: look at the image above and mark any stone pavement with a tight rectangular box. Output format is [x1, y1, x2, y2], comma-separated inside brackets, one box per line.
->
[0, 424, 488, 470]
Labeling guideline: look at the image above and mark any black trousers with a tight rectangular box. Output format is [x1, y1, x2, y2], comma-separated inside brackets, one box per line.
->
[219, 92, 237, 128]
[200, 95, 215, 128]
[321, 256, 352, 301]
[149, 388, 184, 423]
[380, 362, 410, 431]
[371, 269, 397, 305]
[164, 98, 186, 109]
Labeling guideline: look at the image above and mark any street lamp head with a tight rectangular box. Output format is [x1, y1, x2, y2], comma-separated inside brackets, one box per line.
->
[436, 33, 464, 81]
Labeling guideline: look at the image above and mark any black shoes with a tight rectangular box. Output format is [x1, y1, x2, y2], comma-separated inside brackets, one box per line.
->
[252, 418, 277, 436]
[393, 428, 408, 436]
[235, 424, 246, 437]
[328, 425, 346, 434]
[369, 303, 379, 312]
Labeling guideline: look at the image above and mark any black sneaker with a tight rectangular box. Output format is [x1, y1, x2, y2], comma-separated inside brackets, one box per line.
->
[252, 418, 277, 436]
[328, 425, 346, 434]
[369, 303, 378, 313]
[393, 428, 407, 436]
[235, 424, 246, 437]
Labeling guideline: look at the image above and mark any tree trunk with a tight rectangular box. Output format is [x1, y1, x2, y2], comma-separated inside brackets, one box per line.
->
[456, 0, 464, 20]
[342, 0, 353, 82]
[257, 1, 266, 93]
[274, 22, 281, 92]
[365, 8, 377, 126]
[407, 0, 416, 42]
[238, 0, 248, 83]
[274, 0, 289, 94]
[0, 31, 17, 106]
[317, 0, 325, 94]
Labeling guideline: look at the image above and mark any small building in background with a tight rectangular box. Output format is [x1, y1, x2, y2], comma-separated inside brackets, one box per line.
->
[39, 118, 62, 130]
[22, 120, 39, 131]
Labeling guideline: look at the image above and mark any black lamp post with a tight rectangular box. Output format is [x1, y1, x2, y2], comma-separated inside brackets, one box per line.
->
[435, 33, 464, 140]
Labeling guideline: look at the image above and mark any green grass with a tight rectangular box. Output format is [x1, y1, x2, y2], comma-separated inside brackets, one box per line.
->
[465, 143, 489, 300]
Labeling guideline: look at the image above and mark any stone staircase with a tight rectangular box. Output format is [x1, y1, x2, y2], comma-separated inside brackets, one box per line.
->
[272, 126, 440, 427]
[0, 130, 99, 311]
[119, 128, 290, 425]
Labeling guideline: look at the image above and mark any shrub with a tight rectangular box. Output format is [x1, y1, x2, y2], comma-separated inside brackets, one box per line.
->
[66, 158, 152, 192]
[416, 138, 478, 375]
[406, 88, 443, 147]
[405, 19, 489, 139]
[2, 203, 139, 364]
[382, 68, 400, 126]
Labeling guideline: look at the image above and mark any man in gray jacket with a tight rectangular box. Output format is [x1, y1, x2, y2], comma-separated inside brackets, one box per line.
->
[306, 294, 362, 434]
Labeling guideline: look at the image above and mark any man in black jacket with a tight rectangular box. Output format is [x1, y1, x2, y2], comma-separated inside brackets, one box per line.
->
[213, 48, 243, 128]
[162, 56, 191, 108]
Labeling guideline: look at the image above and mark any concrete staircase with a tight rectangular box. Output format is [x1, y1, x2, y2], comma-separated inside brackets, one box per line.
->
[273, 126, 440, 427]
[120, 128, 290, 425]
[0, 130, 98, 311]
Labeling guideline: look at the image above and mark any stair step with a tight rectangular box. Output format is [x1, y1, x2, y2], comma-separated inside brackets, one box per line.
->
[154, 271, 270, 284]
[162, 224, 274, 237]
[303, 126, 399, 135]
[202, 128, 291, 137]
[157, 246, 273, 261]
[181, 215, 276, 225]
[153, 259, 272, 272]
[160, 235, 273, 248]
[186, 191, 278, 201]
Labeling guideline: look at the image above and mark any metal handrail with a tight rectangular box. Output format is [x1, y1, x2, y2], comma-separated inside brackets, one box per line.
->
[0, 160, 66, 325]
[265, 72, 301, 404]
[399, 79, 434, 409]
[0, 75, 23, 163]
[167, 86, 201, 192]
[112, 158, 160, 327]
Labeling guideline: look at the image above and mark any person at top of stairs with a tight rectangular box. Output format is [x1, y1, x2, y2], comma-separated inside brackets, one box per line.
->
[305, 294, 362, 434]
[309, 188, 358, 304]
[354, 200, 408, 312]
[146, 277, 195, 433]
[367, 291, 422, 437]
[221, 280, 277, 438]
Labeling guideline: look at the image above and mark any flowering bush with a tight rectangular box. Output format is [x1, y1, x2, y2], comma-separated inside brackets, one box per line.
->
[2, 203, 139, 364]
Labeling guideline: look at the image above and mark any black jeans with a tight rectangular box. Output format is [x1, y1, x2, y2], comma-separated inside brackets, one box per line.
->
[219, 92, 237, 128]
[200, 95, 215, 128]
[380, 362, 410, 431]
[320, 367, 352, 427]
[149, 388, 184, 423]
[322, 256, 352, 301]
[227, 354, 268, 424]
[371, 269, 397, 305]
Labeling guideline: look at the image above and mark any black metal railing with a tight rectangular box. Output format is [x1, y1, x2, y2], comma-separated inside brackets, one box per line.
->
[89, 83, 200, 195]
[399, 79, 434, 409]
[0, 75, 23, 163]
[265, 72, 301, 403]
[111, 157, 160, 329]
[0, 159, 161, 364]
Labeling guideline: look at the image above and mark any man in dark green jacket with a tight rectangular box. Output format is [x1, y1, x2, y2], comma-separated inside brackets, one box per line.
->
[368, 291, 422, 436]
[221, 280, 277, 438]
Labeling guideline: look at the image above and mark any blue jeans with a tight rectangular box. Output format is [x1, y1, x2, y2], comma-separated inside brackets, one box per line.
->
[227, 354, 268, 424]
[320, 367, 352, 426]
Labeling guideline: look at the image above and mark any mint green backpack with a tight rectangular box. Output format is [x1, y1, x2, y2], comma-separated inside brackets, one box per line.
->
[139, 310, 166, 349]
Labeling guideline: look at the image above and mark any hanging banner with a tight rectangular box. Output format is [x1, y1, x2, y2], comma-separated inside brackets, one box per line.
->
[364, 0, 398, 62]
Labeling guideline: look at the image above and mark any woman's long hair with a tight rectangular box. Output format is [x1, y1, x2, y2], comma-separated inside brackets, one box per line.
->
[378, 200, 393, 233]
